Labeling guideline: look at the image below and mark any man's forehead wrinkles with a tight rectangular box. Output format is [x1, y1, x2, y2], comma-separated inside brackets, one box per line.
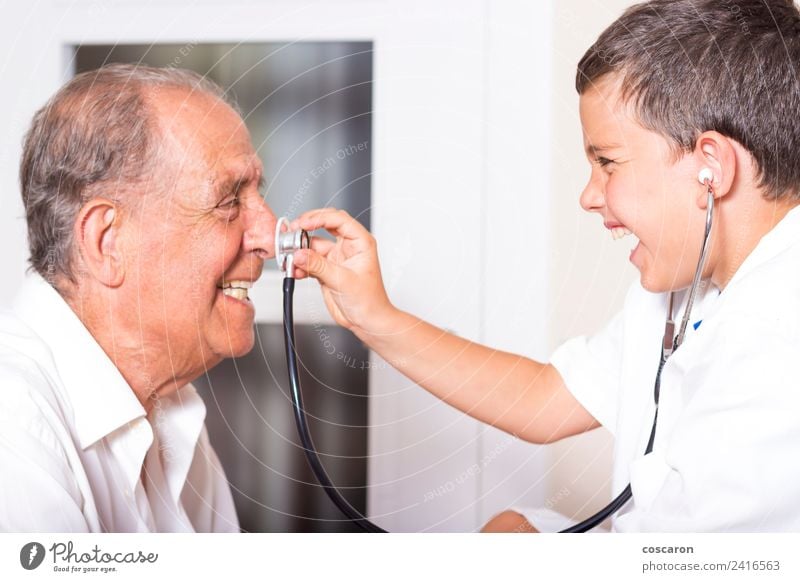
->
[207, 164, 261, 200]
[216, 159, 262, 184]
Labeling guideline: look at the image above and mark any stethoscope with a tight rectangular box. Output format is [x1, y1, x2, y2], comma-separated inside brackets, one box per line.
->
[275, 169, 715, 533]
[276, 217, 386, 532]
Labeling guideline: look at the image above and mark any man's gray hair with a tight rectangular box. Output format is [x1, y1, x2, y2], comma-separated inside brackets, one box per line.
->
[20, 63, 235, 287]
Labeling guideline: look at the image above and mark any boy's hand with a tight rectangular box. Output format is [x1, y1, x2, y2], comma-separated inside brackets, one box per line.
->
[289, 208, 397, 336]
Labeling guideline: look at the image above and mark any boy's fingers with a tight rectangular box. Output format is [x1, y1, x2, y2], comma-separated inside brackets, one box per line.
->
[309, 236, 335, 257]
[292, 248, 351, 290]
[290, 209, 335, 231]
[292, 207, 337, 226]
[293, 209, 369, 243]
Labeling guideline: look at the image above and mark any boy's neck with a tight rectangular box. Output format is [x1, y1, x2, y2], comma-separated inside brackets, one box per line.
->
[712, 198, 799, 291]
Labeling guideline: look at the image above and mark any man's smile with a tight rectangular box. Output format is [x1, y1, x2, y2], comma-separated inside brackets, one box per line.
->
[217, 279, 254, 302]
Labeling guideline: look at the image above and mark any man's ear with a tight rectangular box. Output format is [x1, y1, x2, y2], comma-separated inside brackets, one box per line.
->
[693, 131, 737, 208]
[74, 198, 124, 287]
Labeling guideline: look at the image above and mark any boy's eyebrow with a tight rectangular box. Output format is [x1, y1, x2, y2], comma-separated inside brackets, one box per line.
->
[585, 143, 620, 157]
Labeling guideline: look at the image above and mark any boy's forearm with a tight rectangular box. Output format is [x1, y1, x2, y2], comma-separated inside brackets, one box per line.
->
[353, 309, 553, 442]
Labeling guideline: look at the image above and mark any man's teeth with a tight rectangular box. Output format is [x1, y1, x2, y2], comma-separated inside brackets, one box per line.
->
[219, 280, 253, 301]
[223, 288, 249, 300]
[612, 227, 632, 240]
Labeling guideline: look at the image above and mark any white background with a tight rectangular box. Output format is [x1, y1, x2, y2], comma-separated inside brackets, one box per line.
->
[0, 0, 636, 532]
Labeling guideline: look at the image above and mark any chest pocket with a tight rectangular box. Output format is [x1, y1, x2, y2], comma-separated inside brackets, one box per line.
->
[629, 449, 672, 511]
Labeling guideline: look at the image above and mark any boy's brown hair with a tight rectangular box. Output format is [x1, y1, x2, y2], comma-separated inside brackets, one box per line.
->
[577, 0, 800, 201]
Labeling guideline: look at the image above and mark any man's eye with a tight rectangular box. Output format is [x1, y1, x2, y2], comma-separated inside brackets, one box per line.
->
[217, 195, 240, 209]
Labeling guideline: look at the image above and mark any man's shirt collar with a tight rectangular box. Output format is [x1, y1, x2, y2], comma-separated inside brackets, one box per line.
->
[12, 273, 146, 450]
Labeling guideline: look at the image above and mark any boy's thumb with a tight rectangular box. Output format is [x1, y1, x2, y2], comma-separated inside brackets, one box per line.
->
[293, 249, 346, 290]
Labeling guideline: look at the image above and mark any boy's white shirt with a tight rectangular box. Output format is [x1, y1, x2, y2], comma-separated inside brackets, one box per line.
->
[523, 204, 800, 532]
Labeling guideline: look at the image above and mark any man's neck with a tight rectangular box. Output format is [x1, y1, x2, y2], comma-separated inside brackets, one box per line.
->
[62, 283, 195, 414]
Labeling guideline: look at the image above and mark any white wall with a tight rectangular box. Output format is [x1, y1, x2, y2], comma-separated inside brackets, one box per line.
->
[0, 2, 63, 305]
[544, 0, 638, 523]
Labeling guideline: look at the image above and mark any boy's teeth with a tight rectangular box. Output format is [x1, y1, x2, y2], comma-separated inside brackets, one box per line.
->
[612, 227, 632, 240]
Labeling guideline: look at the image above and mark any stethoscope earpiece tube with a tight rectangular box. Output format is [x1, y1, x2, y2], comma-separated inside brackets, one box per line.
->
[560, 180, 715, 533]
[282, 275, 387, 533]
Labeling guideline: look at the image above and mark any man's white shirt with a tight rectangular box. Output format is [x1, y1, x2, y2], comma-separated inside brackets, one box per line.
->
[0, 274, 239, 532]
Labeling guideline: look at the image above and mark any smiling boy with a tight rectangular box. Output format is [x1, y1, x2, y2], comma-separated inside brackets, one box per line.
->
[291, 0, 800, 532]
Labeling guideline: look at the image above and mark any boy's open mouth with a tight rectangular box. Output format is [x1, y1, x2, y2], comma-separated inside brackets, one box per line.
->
[611, 227, 632, 240]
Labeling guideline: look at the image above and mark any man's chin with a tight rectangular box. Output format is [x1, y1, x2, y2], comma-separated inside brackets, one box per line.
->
[230, 333, 256, 358]
[212, 329, 256, 360]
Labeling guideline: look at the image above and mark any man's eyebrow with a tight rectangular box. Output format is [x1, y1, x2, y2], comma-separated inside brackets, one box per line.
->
[212, 170, 264, 198]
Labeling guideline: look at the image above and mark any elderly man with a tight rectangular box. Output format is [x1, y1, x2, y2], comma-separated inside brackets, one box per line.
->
[0, 64, 277, 532]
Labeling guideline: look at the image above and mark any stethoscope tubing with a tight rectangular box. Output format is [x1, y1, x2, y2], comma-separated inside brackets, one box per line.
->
[283, 276, 387, 533]
[281, 186, 714, 533]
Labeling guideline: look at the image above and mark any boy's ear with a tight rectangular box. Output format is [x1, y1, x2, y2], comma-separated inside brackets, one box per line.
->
[74, 198, 125, 288]
[693, 131, 737, 207]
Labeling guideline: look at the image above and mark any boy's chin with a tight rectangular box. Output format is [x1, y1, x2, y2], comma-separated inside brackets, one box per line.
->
[639, 270, 673, 294]
[640, 277, 664, 293]
[639, 269, 692, 295]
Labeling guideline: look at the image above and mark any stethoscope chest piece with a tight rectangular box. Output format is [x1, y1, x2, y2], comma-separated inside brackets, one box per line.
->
[275, 216, 310, 277]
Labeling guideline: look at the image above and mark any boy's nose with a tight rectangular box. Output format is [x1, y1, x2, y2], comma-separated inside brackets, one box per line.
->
[579, 176, 605, 213]
[242, 195, 278, 259]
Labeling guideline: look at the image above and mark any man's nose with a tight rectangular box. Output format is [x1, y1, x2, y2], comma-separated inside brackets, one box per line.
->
[242, 195, 277, 260]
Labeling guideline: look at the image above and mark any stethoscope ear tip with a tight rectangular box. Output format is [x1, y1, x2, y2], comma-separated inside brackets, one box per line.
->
[698, 168, 714, 185]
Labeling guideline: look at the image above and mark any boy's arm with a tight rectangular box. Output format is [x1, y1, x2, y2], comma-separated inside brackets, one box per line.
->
[290, 209, 600, 444]
[360, 308, 600, 444]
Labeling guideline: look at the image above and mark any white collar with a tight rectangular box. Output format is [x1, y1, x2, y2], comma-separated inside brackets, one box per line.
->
[12, 273, 209, 503]
[12, 273, 146, 450]
[724, 203, 800, 290]
[669, 203, 800, 359]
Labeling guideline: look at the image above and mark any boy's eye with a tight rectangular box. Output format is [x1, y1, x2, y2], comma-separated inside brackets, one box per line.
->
[596, 156, 616, 167]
